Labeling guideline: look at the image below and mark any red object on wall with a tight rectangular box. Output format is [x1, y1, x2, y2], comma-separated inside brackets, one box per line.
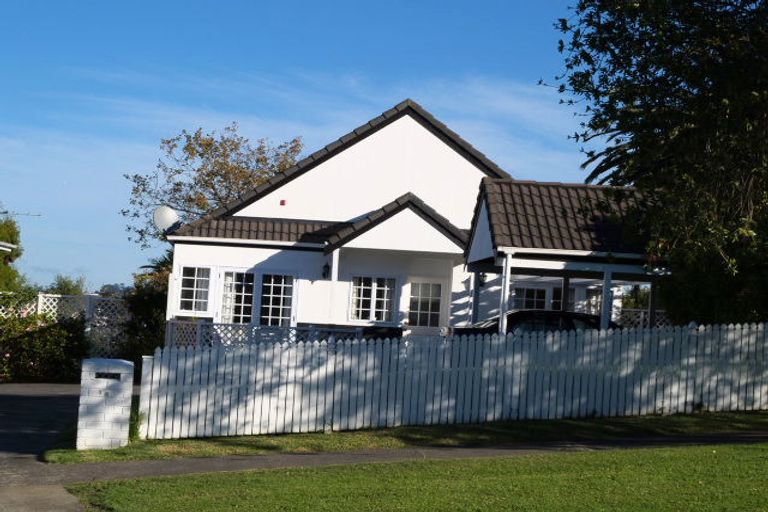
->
[280, 199, 286, 206]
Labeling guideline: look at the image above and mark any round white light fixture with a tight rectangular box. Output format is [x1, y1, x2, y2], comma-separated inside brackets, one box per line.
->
[152, 205, 181, 234]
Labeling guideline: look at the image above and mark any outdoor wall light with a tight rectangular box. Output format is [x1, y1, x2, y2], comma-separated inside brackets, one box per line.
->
[477, 272, 487, 287]
[322, 263, 331, 279]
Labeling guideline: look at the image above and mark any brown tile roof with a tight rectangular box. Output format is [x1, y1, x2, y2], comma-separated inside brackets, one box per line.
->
[324, 193, 468, 253]
[170, 193, 468, 251]
[172, 216, 351, 244]
[206, 99, 512, 219]
[477, 179, 646, 254]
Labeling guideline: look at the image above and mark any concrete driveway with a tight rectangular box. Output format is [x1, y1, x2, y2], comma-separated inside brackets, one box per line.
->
[0, 384, 83, 511]
[0, 383, 80, 459]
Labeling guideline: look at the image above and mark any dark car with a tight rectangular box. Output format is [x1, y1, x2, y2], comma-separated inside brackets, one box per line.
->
[452, 310, 621, 336]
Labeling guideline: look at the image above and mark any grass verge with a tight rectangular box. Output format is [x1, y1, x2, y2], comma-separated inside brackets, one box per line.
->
[67, 442, 768, 511]
[45, 410, 768, 464]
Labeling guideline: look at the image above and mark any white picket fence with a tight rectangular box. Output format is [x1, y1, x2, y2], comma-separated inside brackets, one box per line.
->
[139, 323, 768, 440]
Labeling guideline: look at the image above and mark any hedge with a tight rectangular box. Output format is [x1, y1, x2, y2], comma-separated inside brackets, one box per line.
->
[0, 314, 89, 383]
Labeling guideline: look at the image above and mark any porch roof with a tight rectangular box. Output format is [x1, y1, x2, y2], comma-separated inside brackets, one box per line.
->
[477, 178, 646, 254]
[467, 179, 657, 280]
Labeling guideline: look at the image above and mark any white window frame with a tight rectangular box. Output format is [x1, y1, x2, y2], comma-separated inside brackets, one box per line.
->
[177, 266, 213, 316]
[406, 279, 448, 329]
[218, 268, 257, 324]
[256, 272, 298, 327]
[347, 275, 398, 325]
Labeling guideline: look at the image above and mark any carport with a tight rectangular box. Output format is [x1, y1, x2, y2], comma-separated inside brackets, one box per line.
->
[466, 178, 664, 333]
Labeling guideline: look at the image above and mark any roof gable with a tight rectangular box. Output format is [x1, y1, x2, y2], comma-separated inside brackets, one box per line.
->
[466, 198, 495, 263]
[324, 193, 467, 253]
[209, 99, 511, 221]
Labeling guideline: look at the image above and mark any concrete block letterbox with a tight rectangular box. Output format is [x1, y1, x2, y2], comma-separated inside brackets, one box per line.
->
[76, 358, 134, 450]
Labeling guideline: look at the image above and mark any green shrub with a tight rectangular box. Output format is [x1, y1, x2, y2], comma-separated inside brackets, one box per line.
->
[121, 282, 167, 382]
[0, 314, 89, 383]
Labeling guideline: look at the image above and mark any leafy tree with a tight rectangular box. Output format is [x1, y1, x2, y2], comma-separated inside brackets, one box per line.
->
[46, 274, 87, 296]
[0, 216, 28, 292]
[622, 285, 650, 310]
[556, 1, 768, 322]
[136, 248, 173, 291]
[98, 283, 130, 298]
[122, 123, 303, 248]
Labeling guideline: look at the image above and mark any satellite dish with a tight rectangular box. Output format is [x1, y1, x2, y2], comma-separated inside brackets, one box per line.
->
[152, 206, 181, 234]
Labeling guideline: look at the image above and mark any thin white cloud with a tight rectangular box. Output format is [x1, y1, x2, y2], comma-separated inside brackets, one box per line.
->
[2, 68, 589, 287]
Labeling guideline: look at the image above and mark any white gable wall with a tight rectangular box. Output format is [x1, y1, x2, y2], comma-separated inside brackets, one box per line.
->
[344, 208, 463, 254]
[234, 115, 489, 229]
[467, 199, 495, 262]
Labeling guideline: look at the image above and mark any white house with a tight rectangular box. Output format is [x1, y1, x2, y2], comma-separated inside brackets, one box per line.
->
[164, 99, 641, 341]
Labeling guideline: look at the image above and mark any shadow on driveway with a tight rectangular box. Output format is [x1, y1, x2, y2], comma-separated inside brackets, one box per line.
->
[0, 384, 80, 458]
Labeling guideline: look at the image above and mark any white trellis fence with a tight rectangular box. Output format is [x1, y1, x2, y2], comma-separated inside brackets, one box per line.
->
[617, 308, 673, 328]
[140, 323, 768, 440]
[165, 320, 364, 348]
[1, 293, 129, 357]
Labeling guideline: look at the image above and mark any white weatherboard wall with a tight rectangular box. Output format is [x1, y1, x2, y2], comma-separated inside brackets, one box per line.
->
[77, 359, 134, 450]
[168, 243, 324, 322]
[169, 243, 473, 329]
[140, 324, 768, 440]
[339, 248, 470, 329]
[234, 115, 489, 229]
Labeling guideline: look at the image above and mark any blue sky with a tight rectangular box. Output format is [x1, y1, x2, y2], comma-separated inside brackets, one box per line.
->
[0, 0, 583, 289]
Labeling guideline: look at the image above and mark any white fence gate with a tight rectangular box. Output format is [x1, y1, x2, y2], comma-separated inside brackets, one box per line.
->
[139, 323, 768, 440]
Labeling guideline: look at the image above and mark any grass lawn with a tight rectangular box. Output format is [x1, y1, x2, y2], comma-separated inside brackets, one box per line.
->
[46, 410, 768, 464]
[68, 442, 768, 511]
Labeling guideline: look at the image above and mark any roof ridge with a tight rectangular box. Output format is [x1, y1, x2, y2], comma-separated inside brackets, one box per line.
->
[487, 178, 635, 191]
[203, 215, 352, 225]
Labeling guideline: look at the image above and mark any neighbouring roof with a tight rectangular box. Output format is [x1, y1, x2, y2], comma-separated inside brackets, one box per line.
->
[323, 192, 468, 253]
[474, 178, 646, 255]
[207, 98, 512, 219]
[169, 193, 469, 252]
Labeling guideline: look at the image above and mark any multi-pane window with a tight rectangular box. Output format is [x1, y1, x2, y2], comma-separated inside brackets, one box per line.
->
[408, 283, 442, 327]
[179, 267, 210, 312]
[351, 277, 395, 322]
[221, 271, 255, 324]
[512, 287, 546, 310]
[551, 287, 576, 311]
[259, 274, 294, 327]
